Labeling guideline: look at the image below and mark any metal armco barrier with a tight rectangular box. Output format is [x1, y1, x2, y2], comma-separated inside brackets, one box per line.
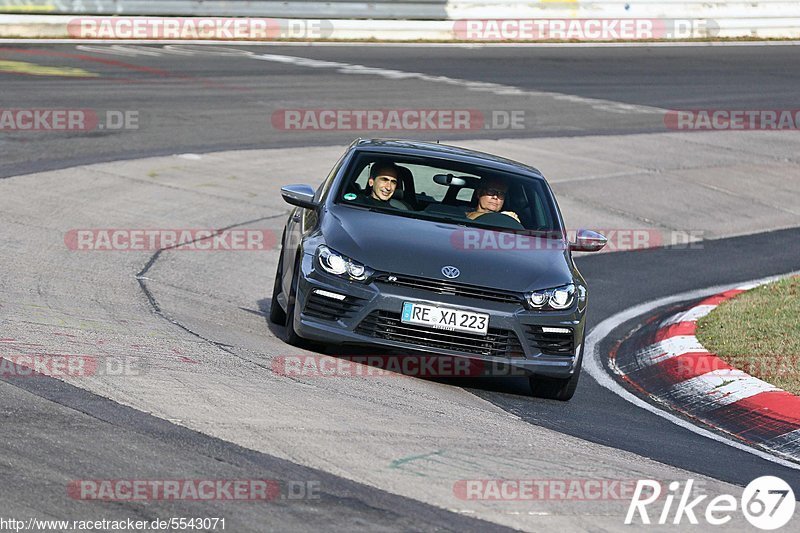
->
[0, 0, 448, 19]
[449, 0, 800, 19]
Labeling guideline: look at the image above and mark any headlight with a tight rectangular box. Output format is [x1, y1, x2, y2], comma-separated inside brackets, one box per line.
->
[527, 283, 576, 310]
[317, 245, 370, 281]
[529, 292, 548, 307]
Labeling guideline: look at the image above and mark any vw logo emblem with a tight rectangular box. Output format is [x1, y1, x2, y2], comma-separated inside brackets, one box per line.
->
[441, 266, 460, 279]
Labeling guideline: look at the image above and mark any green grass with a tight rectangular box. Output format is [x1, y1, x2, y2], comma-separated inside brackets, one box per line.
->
[696, 276, 800, 395]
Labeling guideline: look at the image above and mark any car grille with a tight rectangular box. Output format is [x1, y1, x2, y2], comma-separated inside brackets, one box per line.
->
[526, 326, 574, 356]
[355, 310, 524, 358]
[303, 291, 365, 321]
[375, 274, 523, 306]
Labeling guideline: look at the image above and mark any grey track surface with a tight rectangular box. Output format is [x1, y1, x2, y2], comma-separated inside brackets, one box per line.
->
[1, 43, 800, 531]
[0, 371, 508, 532]
[2, 43, 799, 178]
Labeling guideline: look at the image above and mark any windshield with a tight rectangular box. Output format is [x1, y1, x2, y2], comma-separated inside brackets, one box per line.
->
[334, 152, 563, 235]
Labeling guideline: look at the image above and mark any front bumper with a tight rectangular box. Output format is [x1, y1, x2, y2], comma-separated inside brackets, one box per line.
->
[292, 253, 585, 378]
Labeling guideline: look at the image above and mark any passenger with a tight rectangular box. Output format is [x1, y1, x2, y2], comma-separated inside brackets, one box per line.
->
[359, 163, 409, 209]
[466, 178, 521, 223]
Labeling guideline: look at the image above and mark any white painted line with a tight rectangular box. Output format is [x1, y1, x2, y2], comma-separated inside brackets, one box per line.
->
[659, 304, 717, 327]
[667, 369, 780, 408]
[768, 429, 800, 456]
[76, 44, 166, 56]
[631, 335, 709, 368]
[250, 53, 665, 114]
[583, 271, 800, 470]
[736, 281, 768, 291]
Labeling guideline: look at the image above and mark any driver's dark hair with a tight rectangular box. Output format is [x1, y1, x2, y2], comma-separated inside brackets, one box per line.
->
[478, 176, 508, 194]
[369, 162, 399, 180]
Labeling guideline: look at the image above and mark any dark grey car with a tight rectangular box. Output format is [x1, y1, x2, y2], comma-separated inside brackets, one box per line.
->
[270, 139, 606, 400]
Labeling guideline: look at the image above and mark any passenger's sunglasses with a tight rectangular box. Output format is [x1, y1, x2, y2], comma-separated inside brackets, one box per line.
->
[480, 188, 507, 198]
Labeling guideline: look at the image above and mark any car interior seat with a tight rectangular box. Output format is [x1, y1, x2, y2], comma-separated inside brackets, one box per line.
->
[506, 185, 533, 228]
[395, 165, 418, 210]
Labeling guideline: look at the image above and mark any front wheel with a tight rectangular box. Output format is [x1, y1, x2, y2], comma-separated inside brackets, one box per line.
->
[269, 253, 287, 325]
[529, 345, 584, 401]
[283, 257, 305, 346]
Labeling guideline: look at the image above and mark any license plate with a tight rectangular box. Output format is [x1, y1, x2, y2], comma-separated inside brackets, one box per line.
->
[401, 302, 489, 336]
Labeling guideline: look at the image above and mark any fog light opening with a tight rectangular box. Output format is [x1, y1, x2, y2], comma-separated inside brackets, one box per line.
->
[314, 289, 347, 301]
[541, 327, 571, 334]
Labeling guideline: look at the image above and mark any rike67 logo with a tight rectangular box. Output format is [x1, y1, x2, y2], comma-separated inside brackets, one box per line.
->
[626, 477, 795, 530]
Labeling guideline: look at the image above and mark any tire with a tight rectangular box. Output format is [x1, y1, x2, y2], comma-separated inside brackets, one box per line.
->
[283, 257, 305, 346]
[269, 252, 287, 325]
[529, 345, 584, 401]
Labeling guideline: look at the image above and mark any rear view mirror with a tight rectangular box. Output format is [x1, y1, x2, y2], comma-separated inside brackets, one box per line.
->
[433, 173, 467, 187]
[570, 229, 607, 252]
[281, 184, 319, 210]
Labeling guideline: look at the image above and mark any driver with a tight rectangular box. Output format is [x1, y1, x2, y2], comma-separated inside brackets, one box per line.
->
[359, 163, 410, 210]
[467, 178, 521, 223]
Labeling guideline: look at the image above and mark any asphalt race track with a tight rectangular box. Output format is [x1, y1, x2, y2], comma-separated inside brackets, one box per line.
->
[1, 43, 799, 531]
[3, 43, 800, 178]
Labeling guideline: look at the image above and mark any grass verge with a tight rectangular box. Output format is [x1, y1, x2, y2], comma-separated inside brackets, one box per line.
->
[696, 276, 800, 395]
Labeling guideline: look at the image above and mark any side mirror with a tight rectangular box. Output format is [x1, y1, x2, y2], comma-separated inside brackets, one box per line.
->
[570, 229, 607, 252]
[281, 184, 319, 210]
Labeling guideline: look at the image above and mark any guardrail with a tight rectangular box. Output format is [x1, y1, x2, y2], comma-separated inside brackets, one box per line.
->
[2, 0, 800, 20]
[0, 0, 447, 19]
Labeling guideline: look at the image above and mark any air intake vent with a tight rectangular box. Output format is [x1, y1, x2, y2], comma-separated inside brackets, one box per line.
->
[356, 310, 524, 358]
[376, 274, 523, 305]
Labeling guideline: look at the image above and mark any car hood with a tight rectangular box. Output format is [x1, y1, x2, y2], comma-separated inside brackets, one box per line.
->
[322, 206, 573, 292]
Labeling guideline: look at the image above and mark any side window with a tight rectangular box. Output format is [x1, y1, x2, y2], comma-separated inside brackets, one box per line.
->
[354, 164, 371, 191]
[525, 181, 557, 230]
[315, 151, 349, 203]
[456, 188, 474, 203]
[531, 192, 545, 228]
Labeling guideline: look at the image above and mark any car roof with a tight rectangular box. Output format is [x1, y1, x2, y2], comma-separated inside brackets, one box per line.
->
[350, 138, 545, 179]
